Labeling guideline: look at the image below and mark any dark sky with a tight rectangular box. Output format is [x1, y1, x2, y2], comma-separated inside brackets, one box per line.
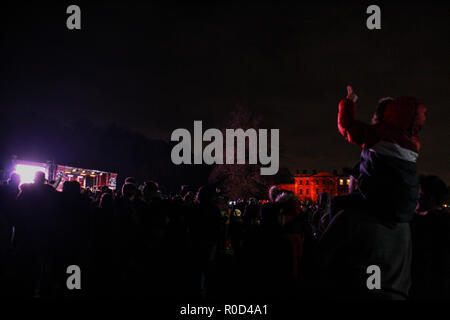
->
[2, 2, 449, 183]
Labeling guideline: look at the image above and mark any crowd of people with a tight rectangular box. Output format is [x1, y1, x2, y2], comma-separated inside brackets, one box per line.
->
[0, 86, 448, 300]
[0, 169, 448, 300]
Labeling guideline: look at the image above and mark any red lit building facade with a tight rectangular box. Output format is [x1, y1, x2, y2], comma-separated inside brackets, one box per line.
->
[278, 171, 350, 202]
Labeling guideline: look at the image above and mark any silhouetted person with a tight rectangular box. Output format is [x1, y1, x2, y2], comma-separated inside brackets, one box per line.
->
[52, 181, 91, 298]
[14, 171, 57, 297]
[91, 192, 116, 297]
[114, 182, 147, 296]
[338, 86, 426, 222]
[0, 173, 21, 295]
[312, 192, 331, 237]
[124, 176, 137, 185]
[0, 172, 20, 242]
[313, 87, 427, 300]
[190, 186, 222, 299]
[410, 175, 450, 299]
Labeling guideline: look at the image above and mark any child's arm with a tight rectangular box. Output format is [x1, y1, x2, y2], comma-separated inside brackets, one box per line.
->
[338, 86, 379, 149]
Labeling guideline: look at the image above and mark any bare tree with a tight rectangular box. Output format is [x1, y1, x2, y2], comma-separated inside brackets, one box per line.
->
[209, 105, 267, 200]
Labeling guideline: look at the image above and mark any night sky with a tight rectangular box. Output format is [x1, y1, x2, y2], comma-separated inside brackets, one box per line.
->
[2, 2, 449, 183]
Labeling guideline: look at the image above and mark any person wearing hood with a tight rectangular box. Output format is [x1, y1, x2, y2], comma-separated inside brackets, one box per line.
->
[338, 85, 426, 223]
[313, 86, 426, 300]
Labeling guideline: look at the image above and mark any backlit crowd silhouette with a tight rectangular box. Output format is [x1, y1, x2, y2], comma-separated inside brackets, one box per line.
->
[0, 170, 448, 300]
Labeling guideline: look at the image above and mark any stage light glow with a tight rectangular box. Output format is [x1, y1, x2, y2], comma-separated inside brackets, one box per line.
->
[14, 164, 47, 184]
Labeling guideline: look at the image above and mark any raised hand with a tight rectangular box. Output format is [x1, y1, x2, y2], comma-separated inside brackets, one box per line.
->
[347, 85, 358, 103]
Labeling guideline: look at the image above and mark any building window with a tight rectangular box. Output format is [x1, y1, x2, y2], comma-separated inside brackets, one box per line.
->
[346, 179, 350, 185]
[299, 180, 302, 185]
[306, 189, 309, 195]
[306, 181, 309, 185]
[299, 189, 303, 195]
[316, 189, 319, 194]
[339, 179, 344, 185]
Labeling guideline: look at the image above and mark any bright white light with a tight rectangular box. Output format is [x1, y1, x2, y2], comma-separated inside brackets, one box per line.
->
[14, 164, 47, 185]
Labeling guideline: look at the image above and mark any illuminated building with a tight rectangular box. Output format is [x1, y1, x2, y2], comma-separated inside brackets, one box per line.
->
[278, 170, 350, 202]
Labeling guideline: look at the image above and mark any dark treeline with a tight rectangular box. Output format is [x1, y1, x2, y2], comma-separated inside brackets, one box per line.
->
[0, 108, 293, 197]
[0, 109, 211, 192]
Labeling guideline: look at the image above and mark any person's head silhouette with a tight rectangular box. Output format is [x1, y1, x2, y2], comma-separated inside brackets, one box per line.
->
[122, 182, 137, 201]
[34, 171, 46, 185]
[8, 172, 20, 187]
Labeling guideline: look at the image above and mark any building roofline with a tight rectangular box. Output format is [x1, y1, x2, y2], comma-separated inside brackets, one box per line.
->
[294, 171, 349, 178]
